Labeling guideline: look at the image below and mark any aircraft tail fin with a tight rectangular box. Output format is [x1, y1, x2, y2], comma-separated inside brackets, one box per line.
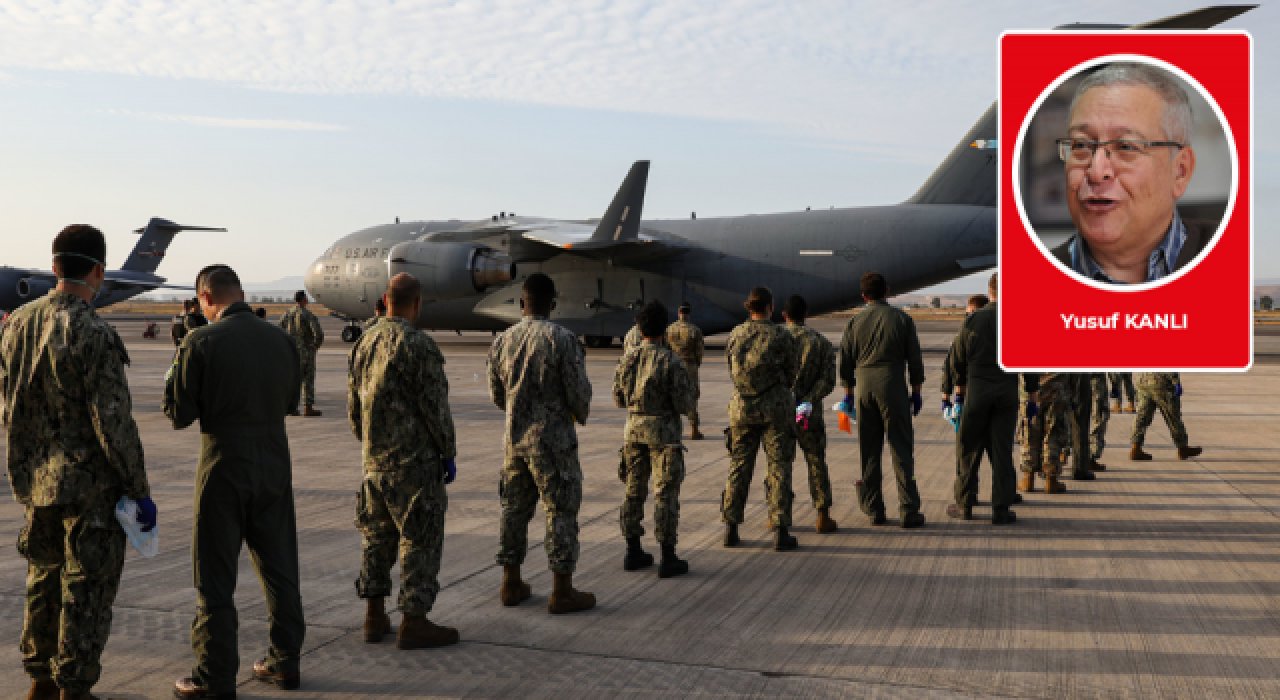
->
[905, 102, 997, 208]
[121, 218, 225, 275]
[591, 161, 649, 243]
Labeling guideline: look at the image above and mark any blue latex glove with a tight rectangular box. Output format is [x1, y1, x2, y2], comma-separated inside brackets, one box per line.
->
[837, 396, 855, 415]
[1026, 400, 1039, 419]
[444, 458, 457, 484]
[136, 497, 157, 532]
[941, 398, 952, 412]
[1110, 384, 1121, 400]
[1173, 384, 1183, 398]
[910, 392, 922, 417]
[955, 394, 964, 407]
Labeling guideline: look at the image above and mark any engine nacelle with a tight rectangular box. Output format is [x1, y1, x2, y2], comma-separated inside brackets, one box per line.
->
[17, 278, 53, 300]
[387, 241, 515, 301]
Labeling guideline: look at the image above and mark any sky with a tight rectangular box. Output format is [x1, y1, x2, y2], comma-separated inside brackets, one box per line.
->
[0, 1, 1274, 294]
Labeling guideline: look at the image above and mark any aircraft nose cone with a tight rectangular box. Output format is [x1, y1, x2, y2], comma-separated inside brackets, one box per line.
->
[304, 259, 326, 303]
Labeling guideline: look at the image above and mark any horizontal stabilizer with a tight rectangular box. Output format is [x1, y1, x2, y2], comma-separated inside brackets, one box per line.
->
[591, 161, 649, 243]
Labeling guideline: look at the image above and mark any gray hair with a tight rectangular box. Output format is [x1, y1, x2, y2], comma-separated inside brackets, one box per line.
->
[1070, 62, 1193, 147]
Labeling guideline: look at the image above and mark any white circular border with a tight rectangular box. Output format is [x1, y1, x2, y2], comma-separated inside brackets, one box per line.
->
[1011, 53, 1239, 292]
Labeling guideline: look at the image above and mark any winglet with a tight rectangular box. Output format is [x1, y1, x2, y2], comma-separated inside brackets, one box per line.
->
[591, 161, 649, 243]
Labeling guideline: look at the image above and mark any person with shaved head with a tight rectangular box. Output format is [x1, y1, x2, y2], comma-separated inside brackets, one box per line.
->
[348, 273, 460, 649]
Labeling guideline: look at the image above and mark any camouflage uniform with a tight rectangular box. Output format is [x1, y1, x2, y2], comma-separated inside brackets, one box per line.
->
[1131, 372, 1190, 448]
[280, 304, 325, 406]
[1, 291, 150, 694]
[785, 322, 837, 511]
[721, 319, 798, 528]
[1109, 372, 1136, 406]
[665, 318, 705, 430]
[613, 339, 695, 544]
[1090, 373, 1110, 460]
[1019, 373, 1071, 472]
[349, 317, 456, 616]
[488, 316, 593, 574]
[622, 325, 644, 355]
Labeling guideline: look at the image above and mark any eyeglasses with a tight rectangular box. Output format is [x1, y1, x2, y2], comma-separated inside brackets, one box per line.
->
[1056, 138, 1183, 166]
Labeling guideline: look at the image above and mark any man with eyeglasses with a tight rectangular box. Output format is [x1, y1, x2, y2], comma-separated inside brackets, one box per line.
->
[1050, 62, 1211, 285]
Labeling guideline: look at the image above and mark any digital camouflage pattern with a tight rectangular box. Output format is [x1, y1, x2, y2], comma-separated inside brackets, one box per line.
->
[665, 318, 705, 427]
[349, 317, 457, 469]
[1091, 373, 1110, 459]
[1131, 372, 1189, 448]
[613, 339, 695, 544]
[496, 451, 584, 574]
[355, 466, 447, 615]
[721, 319, 798, 528]
[622, 325, 644, 355]
[1019, 373, 1071, 471]
[280, 304, 324, 406]
[487, 316, 592, 455]
[786, 322, 837, 511]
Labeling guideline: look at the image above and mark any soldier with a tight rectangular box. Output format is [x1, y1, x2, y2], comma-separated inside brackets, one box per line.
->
[279, 290, 325, 416]
[622, 322, 644, 355]
[782, 295, 838, 534]
[665, 301, 705, 440]
[613, 300, 694, 578]
[184, 296, 208, 334]
[2, 225, 155, 700]
[487, 273, 596, 614]
[1065, 373, 1098, 481]
[838, 272, 926, 528]
[172, 298, 192, 346]
[940, 295, 990, 403]
[166, 265, 306, 698]
[1110, 372, 1137, 413]
[721, 286, 801, 551]
[1018, 373, 1072, 494]
[1089, 373, 1111, 471]
[349, 273, 460, 648]
[946, 273, 1036, 524]
[1130, 372, 1202, 460]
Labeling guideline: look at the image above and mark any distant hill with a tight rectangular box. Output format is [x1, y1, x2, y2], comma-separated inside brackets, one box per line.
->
[245, 276, 305, 292]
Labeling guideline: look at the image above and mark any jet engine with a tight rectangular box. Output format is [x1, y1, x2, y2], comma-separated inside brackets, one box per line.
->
[388, 241, 515, 301]
[17, 278, 53, 300]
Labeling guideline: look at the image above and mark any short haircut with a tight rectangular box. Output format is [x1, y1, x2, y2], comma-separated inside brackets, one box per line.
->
[386, 273, 422, 307]
[374, 297, 387, 315]
[522, 273, 556, 310]
[635, 300, 669, 338]
[294, 290, 308, 304]
[195, 264, 242, 303]
[783, 294, 807, 321]
[51, 224, 107, 280]
[860, 272, 887, 301]
[967, 294, 989, 309]
[988, 272, 999, 295]
[678, 302, 691, 315]
[1072, 62, 1193, 146]
[745, 286, 773, 314]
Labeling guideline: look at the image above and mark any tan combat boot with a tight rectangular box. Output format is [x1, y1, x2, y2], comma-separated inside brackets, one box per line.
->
[364, 596, 391, 643]
[303, 404, 323, 417]
[1112, 398, 1122, 413]
[27, 679, 57, 700]
[1126, 400, 1136, 413]
[499, 565, 532, 606]
[548, 572, 596, 614]
[1130, 444, 1153, 461]
[396, 614, 459, 649]
[1177, 446, 1203, 460]
[814, 508, 838, 533]
[690, 424, 704, 440]
[1018, 471, 1035, 493]
[1043, 465, 1067, 494]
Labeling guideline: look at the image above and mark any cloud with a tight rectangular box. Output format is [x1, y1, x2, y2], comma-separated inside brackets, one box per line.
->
[100, 108, 345, 131]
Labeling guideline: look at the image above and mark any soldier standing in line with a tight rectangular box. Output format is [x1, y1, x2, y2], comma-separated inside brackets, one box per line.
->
[166, 265, 306, 698]
[721, 286, 800, 551]
[665, 302, 705, 440]
[172, 299, 192, 346]
[2, 225, 155, 700]
[1110, 372, 1137, 413]
[488, 273, 596, 614]
[613, 300, 694, 578]
[183, 296, 208, 334]
[1130, 372, 1202, 460]
[1018, 373, 1072, 494]
[781, 295, 839, 534]
[946, 273, 1035, 524]
[1067, 373, 1098, 481]
[279, 290, 325, 417]
[1089, 373, 1112, 472]
[622, 322, 644, 355]
[838, 272, 926, 528]
[349, 273, 460, 649]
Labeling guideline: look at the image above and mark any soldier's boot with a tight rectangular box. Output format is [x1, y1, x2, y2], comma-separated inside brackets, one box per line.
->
[1043, 467, 1068, 494]
[690, 424, 704, 441]
[58, 691, 98, 700]
[1018, 471, 1035, 493]
[1072, 468, 1096, 481]
[1126, 400, 1136, 413]
[548, 572, 596, 614]
[767, 514, 776, 532]
[723, 523, 740, 547]
[774, 525, 798, 551]
[1130, 444, 1153, 461]
[1178, 446, 1203, 460]
[499, 565, 532, 606]
[814, 508, 838, 533]
[991, 506, 1017, 525]
[252, 659, 300, 690]
[869, 511, 888, 526]
[364, 596, 391, 643]
[27, 679, 57, 700]
[945, 503, 973, 520]
[1091, 460, 1107, 472]
[622, 536, 655, 571]
[901, 513, 926, 529]
[303, 404, 323, 417]
[658, 543, 689, 578]
[396, 614, 460, 650]
[287, 408, 301, 416]
[1012, 493, 1024, 504]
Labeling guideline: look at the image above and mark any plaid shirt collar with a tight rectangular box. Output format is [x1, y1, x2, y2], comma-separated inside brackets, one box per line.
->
[1069, 208, 1186, 284]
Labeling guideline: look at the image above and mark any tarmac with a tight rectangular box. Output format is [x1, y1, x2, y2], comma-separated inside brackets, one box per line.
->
[2, 315, 1280, 699]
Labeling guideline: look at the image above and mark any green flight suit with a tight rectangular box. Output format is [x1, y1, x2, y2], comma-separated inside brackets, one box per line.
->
[1109, 372, 1136, 405]
[1090, 373, 1110, 460]
[838, 300, 924, 518]
[163, 301, 304, 694]
[948, 303, 1038, 508]
[1067, 373, 1093, 475]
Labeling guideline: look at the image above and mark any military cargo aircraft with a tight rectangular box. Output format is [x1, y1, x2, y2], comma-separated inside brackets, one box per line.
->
[304, 6, 1253, 345]
[0, 218, 223, 312]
